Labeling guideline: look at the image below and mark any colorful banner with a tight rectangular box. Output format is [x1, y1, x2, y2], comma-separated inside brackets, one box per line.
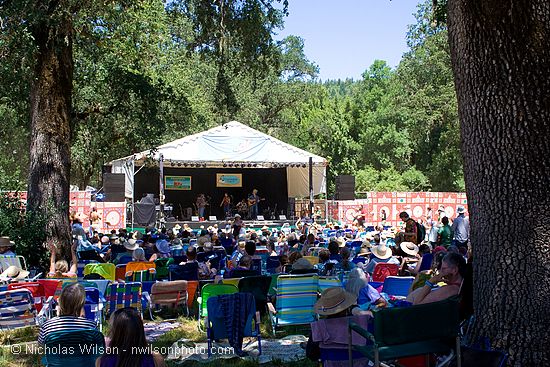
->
[165, 176, 192, 190]
[69, 191, 91, 217]
[216, 173, 242, 187]
[328, 191, 468, 227]
[95, 201, 127, 233]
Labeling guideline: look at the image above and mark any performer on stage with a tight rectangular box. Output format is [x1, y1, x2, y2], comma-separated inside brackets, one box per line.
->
[236, 199, 248, 218]
[247, 189, 262, 220]
[219, 193, 231, 218]
[196, 194, 207, 219]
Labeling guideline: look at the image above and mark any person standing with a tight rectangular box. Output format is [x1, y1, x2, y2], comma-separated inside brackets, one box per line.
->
[438, 216, 453, 248]
[196, 194, 207, 220]
[451, 205, 469, 248]
[399, 211, 418, 245]
[219, 193, 231, 218]
[247, 189, 261, 220]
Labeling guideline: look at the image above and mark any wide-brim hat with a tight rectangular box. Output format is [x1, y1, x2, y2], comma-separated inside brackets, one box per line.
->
[400, 242, 419, 256]
[100, 235, 110, 244]
[234, 214, 241, 218]
[261, 225, 269, 231]
[0, 237, 15, 247]
[0, 265, 29, 280]
[155, 240, 171, 254]
[173, 224, 182, 230]
[371, 244, 393, 260]
[357, 246, 371, 257]
[314, 287, 357, 316]
[292, 258, 314, 271]
[336, 237, 346, 248]
[203, 242, 213, 250]
[457, 206, 465, 214]
[124, 239, 139, 251]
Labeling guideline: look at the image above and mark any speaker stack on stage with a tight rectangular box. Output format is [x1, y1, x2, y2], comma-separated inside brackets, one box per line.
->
[102, 173, 126, 202]
[335, 175, 355, 200]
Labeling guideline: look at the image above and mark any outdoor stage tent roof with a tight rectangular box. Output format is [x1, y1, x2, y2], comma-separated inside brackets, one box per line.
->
[110, 121, 327, 198]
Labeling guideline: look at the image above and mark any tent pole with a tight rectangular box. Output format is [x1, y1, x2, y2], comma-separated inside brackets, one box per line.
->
[309, 157, 314, 215]
[130, 158, 135, 231]
[159, 154, 165, 228]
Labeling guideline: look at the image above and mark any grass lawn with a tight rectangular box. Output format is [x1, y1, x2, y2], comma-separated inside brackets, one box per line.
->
[0, 314, 315, 367]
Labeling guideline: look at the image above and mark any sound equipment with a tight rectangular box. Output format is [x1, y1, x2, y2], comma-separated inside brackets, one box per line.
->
[103, 173, 125, 202]
[335, 175, 355, 200]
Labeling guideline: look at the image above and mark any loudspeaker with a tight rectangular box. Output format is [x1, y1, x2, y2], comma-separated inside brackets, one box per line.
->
[103, 173, 126, 202]
[335, 175, 355, 200]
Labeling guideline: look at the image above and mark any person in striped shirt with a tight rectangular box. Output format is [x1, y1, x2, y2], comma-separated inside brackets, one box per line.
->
[38, 283, 98, 345]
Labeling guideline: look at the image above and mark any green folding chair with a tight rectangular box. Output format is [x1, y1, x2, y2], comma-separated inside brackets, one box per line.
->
[42, 328, 105, 367]
[196, 283, 238, 331]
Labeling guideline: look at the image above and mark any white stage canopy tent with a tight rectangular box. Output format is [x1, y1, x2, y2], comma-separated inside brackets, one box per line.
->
[110, 121, 327, 199]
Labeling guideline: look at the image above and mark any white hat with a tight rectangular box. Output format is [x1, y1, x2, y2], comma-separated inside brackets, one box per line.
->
[0, 266, 29, 281]
[0, 237, 15, 247]
[400, 242, 419, 256]
[371, 244, 393, 260]
[124, 239, 139, 251]
[457, 205, 466, 214]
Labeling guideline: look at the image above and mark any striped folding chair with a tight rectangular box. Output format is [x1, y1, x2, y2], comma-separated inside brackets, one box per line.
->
[267, 274, 319, 334]
[125, 268, 156, 282]
[318, 276, 342, 293]
[0, 289, 37, 330]
[105, 282, 142, 316]
[126, 261, 156, 272]
[0, 255, 27, 272]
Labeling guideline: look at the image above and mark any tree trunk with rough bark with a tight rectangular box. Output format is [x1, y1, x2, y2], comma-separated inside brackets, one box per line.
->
[28, 15, 73, 258]
[447, 1, 550, 365]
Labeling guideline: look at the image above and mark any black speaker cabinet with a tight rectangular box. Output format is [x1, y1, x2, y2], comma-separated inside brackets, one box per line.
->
[103, 173, 126, 202]
[335, 175, 355, 200]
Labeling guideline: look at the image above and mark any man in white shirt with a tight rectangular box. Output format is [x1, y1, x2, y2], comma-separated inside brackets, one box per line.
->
[451, 206, 470, 248]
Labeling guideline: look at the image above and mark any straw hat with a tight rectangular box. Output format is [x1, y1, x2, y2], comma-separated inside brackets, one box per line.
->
[100, 236, 110, 244]
[0, 237, 15, 247]
[400, 242, 419, 256]
[0, 265, 29, 281]
[124, 239, 139, 251]
[314, 287, 357, 316]
[371, 244, 393, 260]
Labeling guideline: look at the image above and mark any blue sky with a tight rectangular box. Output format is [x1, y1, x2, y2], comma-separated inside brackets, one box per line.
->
[276, 1, 421, 81]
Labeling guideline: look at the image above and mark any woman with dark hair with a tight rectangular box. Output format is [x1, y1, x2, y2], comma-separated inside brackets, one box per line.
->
[98, 307, 165, 367]
[38, 283, 96, 345]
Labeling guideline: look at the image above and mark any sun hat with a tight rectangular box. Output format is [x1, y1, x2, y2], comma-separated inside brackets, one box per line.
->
[457, 205, 466, 214]
[155, 239, 171, 254]
[336, 237, 346, 248]
[0, 237, 15, 247]
[357, 246, 371, 257]
[234, 214, 241, 218]
[400, 242, 419, 256]
[203, 242, 213, 251]
[314, 287, 357, 316]
[133, 247, 146, 261]
[124, 239, 139, 251]
[371, 244, 393, 260]
[100, 236, 110, 244]
[0, 265, 29, 281]
[261, 225, 269, 231]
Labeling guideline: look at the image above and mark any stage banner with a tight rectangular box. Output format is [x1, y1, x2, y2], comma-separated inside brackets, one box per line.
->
[165, 176, 192, 190]
[69, 191, 91, 216]
[216, 173, 242, 187]
[328, 192, 468, 227]
[95, 202, 126, 233]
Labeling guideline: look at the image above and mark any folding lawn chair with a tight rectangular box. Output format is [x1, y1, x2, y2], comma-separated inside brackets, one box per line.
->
[197, 283, 238, 331]
[238, 275, 272, 314]
[318, 276, 342, 293]
[7, 281, 55, 321]
[372, 263, 399, 282]
[144, 280, 189, 319]
[0, 289, 38, 330]
[84, 287, 104, 331]
[125, 268, 156, 282]
[83, 263, 115, 281]
[169, 263, 199, 281]
[0, 254, 27, 272]
[267, 274, 319, 334]
[206, 292, 261, 357]
[382, 276, 415, 297]
[42, 328, 105, 367]
[105, 282, 142, 316]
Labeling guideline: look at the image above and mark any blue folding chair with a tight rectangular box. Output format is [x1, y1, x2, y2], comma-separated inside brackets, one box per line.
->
[381, 276, 415, 297]
[42, 328, 105, 367]
[84, 287, 104, 331]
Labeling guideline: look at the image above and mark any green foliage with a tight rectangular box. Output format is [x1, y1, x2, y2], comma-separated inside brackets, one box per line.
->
[0, 195, 49, 270]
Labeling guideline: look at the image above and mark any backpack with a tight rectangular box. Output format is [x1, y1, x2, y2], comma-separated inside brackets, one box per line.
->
[415, 220, 426, 244]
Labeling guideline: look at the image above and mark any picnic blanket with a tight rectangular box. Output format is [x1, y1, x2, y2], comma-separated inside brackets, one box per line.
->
[144, 321, 181, 342]
[166, 335, 307, 364]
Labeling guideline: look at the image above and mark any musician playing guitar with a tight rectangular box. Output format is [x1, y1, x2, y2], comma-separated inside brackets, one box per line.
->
[196, 194, 209, 219]
[247, 189, 264, 220]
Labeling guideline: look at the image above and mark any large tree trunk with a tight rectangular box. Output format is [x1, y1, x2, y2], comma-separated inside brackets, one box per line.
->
[28, 15, 73, 257]
[447, 1, 550, 365]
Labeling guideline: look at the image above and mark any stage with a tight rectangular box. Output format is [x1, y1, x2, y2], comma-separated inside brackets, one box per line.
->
[128, 219, 299, 232]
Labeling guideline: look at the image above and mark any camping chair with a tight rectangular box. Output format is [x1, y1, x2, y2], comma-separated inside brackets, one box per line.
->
[115, 264, 126, 281]
[267, 274, 319, 334]
[348, 296, 462, 367]
[222, 278, 242, 287]
[382, 276, 415, 297]
[77, 260, 98, 279]
[125, 268, 156, 282]
[144, 280, 189, 319]
[169, 263, 199, 281]
[83, 263, 116, 281]
[197, 283, 238, 331]
[126, 261, 156, 272]
[266, 256, 280, 274]
[0, 254, 27, 272]
[116, 255, 133, 265]
[154, 258, 174, 280]
[206, 292, 261, 357]
[84, 287, 104, 331]
[372, 263, 399, 282]
[7, 282, 55, 321]
[318, 276, 343, 293]
[238, 275, 272, 314]
[105, 282, 142, 316]
[0, 289, 38, 330]
[42, 328, 105, 367]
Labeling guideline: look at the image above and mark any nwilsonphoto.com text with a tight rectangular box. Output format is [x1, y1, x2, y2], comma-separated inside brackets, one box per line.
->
[9, 344, 234, 356]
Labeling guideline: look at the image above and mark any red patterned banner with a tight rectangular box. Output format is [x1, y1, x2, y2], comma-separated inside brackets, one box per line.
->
[328, 192, 468, 227]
